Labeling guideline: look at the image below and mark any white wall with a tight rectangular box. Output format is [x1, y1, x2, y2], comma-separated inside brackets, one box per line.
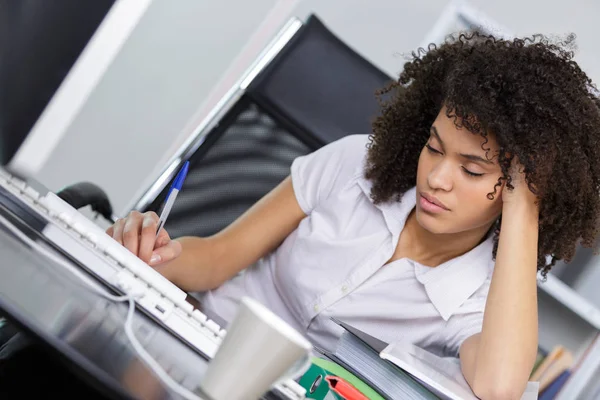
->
[35, 0, 280, 215]
[467, 0, 600, 86]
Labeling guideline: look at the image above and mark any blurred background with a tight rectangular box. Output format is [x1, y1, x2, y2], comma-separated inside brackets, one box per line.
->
[3, 0, 600, 397]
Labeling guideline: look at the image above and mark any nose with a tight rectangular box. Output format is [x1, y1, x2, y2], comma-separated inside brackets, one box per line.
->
[427, 159, 453, 192]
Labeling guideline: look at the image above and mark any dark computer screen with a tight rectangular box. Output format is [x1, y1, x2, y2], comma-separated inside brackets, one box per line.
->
[0, 0, 115, 165]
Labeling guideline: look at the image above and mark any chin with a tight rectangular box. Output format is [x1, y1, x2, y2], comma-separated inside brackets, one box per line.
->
[414, 207, 449, 234]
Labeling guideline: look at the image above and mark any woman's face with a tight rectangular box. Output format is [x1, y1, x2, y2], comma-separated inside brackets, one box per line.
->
[415, 106, 504, 234]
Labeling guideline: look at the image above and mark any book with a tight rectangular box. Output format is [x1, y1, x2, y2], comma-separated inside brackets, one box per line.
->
[529, 345, 573, 392]
[331, 319, 540, 400]
[538, 370, 571, 400]
[530, 348, 548, 378]
[556, 333, 600, 399]
[328, 327, 438, 400]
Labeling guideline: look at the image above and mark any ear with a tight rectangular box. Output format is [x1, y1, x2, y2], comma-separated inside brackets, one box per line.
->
[498, 176, 508, 202]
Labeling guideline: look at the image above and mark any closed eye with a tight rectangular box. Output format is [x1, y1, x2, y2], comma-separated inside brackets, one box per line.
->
[462, 168, 484, 177]
[425, 144, 442, 155]
[425, 144, 484, 178]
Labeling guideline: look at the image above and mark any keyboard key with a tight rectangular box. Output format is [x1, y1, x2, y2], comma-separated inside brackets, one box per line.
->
[191, 309, 207, 324]
[178, 299, 194, 314]
[204, 320, 221, 336]
[8, 178, 26, 191]
[164, 312, 219, 358]
[139, 289, 174, 321]
[23, 186, 41, 201]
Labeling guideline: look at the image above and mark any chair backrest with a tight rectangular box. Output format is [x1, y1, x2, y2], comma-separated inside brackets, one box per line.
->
[247, 15, 393, 147]
[141, 14, 393, 238]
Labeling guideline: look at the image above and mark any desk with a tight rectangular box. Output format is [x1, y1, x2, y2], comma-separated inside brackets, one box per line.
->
[0, 202, 284, 399]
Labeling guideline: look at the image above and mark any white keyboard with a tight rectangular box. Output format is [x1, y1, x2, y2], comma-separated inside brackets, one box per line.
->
[0, 170, 306, 400]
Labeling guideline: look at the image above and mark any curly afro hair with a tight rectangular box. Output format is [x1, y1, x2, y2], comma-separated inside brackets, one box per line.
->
[364, 31, 600, 277]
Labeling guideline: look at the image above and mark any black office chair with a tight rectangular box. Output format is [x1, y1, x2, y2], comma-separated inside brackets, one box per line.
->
[123, 14, 393, 239]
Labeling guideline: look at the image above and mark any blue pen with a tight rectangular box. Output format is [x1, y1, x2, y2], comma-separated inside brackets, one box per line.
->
[156, 161, 189, 236]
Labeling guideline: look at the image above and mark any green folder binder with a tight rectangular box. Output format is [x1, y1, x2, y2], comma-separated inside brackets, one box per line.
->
[299, 356, 386, 400]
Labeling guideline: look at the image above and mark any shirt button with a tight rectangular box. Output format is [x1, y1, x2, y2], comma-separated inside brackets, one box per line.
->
[341, 285, 348, 293]
[313, 304, 319, 312]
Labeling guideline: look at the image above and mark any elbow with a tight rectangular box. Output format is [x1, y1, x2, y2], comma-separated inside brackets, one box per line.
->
[469, 358, 532, 400]
[471, 379, 525, 400]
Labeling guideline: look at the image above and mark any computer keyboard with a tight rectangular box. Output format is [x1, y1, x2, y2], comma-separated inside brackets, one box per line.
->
[0, 169, 306, 400]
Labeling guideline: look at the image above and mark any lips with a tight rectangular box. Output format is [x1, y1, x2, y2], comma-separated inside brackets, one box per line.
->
[420, 193, 449, 210]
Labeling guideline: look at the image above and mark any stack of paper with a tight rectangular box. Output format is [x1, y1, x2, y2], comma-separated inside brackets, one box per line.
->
[327, 321, 438, 400]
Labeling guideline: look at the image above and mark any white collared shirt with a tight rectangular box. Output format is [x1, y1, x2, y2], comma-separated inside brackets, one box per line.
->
[201, 134, 495, 357]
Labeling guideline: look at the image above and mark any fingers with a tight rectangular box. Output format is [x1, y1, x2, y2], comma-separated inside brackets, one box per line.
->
[122, 212, 143, 256]
[138, 212, 160, 263]
[110, 218, 126, 245]
[155, 228, 171, 249]
[149, 240, 182, 266]
[105, 211, 176, 264]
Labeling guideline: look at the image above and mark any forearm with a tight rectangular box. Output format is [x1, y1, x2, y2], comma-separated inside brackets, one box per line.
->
[155, 236, 228, 292]
[154, 177, 305, 292]
[472, 202, 539, 397]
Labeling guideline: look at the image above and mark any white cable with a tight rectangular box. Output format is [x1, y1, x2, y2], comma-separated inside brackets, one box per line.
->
[122, 294, 205, 400]
[0, 216, 204, 400]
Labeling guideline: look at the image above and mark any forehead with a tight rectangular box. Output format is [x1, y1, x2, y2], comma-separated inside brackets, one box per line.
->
[433, 108, 499, 152]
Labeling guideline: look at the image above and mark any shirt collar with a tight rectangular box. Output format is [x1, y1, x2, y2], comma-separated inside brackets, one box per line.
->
[355, 174, 416, 237]
[356, 174, 494, 321]
[414, 237, 494, 320]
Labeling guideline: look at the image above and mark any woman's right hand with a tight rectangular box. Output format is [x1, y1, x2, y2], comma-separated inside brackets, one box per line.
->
[105, 211, 183, 267]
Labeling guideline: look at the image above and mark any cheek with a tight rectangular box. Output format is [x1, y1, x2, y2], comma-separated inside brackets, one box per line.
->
[458, 182, 503, 222]
[416, 149, 429, 179]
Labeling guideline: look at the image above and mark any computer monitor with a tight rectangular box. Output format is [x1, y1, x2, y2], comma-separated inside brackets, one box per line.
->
[0, 0, 153, 180]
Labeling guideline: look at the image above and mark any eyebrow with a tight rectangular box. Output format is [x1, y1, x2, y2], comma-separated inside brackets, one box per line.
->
[430, 126, 495, 165]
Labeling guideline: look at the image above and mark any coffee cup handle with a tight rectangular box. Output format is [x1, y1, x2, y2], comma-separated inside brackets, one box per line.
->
[272, 352, 312, 386]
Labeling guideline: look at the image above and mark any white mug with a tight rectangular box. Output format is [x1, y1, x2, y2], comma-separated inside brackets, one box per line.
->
[198, 296, 313, 400]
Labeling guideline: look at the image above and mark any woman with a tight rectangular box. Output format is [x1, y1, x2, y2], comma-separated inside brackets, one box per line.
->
[108, 32, 600, 398]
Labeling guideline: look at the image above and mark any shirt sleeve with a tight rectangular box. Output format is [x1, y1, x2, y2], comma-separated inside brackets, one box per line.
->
[441, 311, 484, 358]
[290, 134, 369, 215]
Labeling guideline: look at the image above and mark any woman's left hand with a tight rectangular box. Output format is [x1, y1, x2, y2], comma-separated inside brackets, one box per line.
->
[501, 156, 539, 213]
